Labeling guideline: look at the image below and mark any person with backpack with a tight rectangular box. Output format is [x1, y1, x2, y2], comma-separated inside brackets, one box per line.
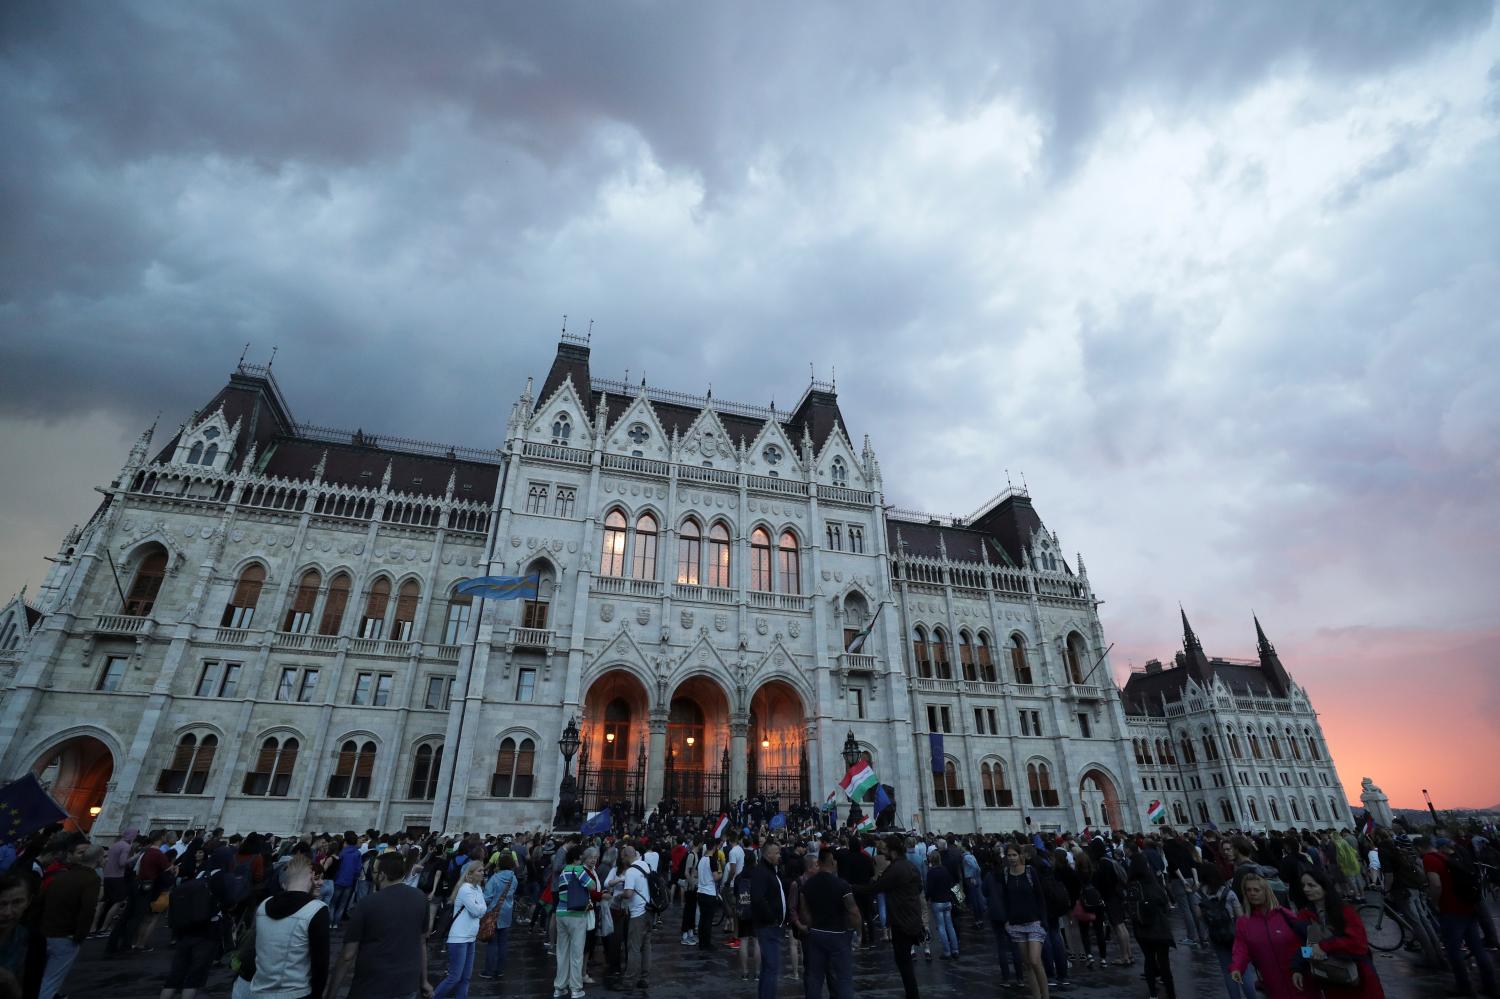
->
[735, 848, 761, 980]
[1290, 867, 1386, 999]
[1198, 863, 1255, 999]
[1424, 836, 1498, 998]
[695, 836, 721, 951]
[621, 843, 654, 989]
[478, 851, 518, 981]
[1128, 851, 1177, 999]
[1228, 872, 1306, 999]
[36, 840, 101, 999]
[161, 862, 220, 999]
[998, 843, 1050, 999]
[552, 844, 595, 999]
[678, 839, 700, 945]
[1089, 838, 1135, 967]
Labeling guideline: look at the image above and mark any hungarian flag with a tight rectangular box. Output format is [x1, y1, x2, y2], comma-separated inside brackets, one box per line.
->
[1147, 799, 1166, 825]
[838, 761, 878, 801]
[845, 603, 883, 653]
[712, 813, 730, 839]
[855, 816, 875, 832]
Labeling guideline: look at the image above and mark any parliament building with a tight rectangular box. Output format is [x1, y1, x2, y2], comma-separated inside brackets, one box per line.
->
[0, 334, 1346, 836]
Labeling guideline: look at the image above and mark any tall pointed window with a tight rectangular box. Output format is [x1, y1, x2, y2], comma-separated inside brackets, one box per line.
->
[156, 733, 217, 794]
[600, 510, 627, 576]
[221, 564, 265, 628]
[551, 413, 572, 444]
[409, 743, 443, 800]
[243, 736, 298, 796]
[203, 443, 218, 465]
[327, 740, 376, 798]
[359, 578, 391, 639]
[123, 549, 168, 616]
[931, 628, 951, 680]
[632, 514, 658, 579]
[912, 627, 932, 679]
[318, 573, 351, 635]
[676, 519, 702, 585]
[958, 631, 976, 682]
[391, 580, 419, 641]
[750, 528, 773, 591]
[443, 585, 473, 644]
[777, 531, 801, 593]
[188, 441, 204, 464]
[1028, 761, 1059, 807]
[492, 737, 536, 797]
[1009, 634, 1033, 685]
[981, 761, 1013, 807]
[707, 523, 731, 588]
[1306, 731, 1321, 761]
[831, 458, 848, 486]
[934, 760, 964, 807]
[283, 569, 320, 634]
[603, 698, 631, 766]
[977, 632, 997, 682]
[1066, 632, 1088, 684]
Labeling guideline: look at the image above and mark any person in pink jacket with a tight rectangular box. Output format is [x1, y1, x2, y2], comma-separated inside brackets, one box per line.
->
[1230, 873, 1309, 998]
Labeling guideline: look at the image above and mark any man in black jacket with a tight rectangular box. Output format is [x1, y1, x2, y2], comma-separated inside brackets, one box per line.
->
[750, 841, 787, 999]
[862, 835, 924, 999]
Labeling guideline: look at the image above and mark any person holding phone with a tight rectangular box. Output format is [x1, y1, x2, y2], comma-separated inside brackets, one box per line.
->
[1229, 873, 1307, 998]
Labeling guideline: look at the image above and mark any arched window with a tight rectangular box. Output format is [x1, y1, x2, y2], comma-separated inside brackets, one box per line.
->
[1197, 801, 1210, 824]
[124, 549, 168, 616]
[327, 739, 376, 798]
[1248, 798, 1260, 822]
[188, 441, 204, 464]
[491, 737, 536, 797]
[1289, 798, 1300, 821]
[359, 577, 392, 639]
[391, 580, 420, 641]
[981, 761, 1013, 807]
[1201, 728, 1218, 761]
[750, 528, 773, 591]
[707, 522, 731, 588]
[1027, 762, 1058, 807]
[1327, 796, 1338, 821]
[930, 628, 951, 679]
[551, 413, 572, 444]
[1133, 739, 1145, 765]
[777, 531, 801, 593]
[600, 510, 627, 576]
[934, 760, 965, 807]
[602, 698, 631, 766]
[1219, 800, 1235, 823]
[1268, 728, 1282, 760]
[1009, 634, 1033, 685]
[676, 519, 702, 585]
[632, 514, 659, 579]
[1310, 797, 1322, 820]
[203, 443, 218, 465]
[912, 627, 932, 679]
[1153, 738, 1166, 765]
[1180, 733, 1197, 764]
[1227, 728, 1243, 759]
[1173, 800, 1189, 824]
[1249, 731, 1262, 760]
[1268, 798, 1281, 822]
[318, 573, 352, 636]
[1306, 731, 1321, 761]
[976, 632, 996, 682]
[283, 568, 321, 634]
[408, 743, 443, 800]
[1065, 632, 1088, 684]
[958, 631, 976, 682]
[831, 458, 848, 486]
[443, 585, 473, 644]
[156, 733, 217, 794]
[1287, 727, 1302, 761]
[243, 736, 298, 796]
[221, 563, 265, 628]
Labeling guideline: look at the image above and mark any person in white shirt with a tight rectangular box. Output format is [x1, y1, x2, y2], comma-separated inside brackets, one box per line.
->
[696, 838, 720, 951]
[431, 861, 486, 999]
[643, 847, 660, 874]
[621, 845, 652, 988]
[724, 832, 746, 949]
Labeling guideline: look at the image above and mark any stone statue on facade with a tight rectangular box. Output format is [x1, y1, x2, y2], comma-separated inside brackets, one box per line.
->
[1360, 777, 1394, 828]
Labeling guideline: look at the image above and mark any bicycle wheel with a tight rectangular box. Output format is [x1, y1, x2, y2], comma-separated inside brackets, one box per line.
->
[1358, 903, 1404, 952]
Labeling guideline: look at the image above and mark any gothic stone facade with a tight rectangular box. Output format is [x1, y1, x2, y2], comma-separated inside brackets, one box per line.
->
[0, 336, 1330, 837]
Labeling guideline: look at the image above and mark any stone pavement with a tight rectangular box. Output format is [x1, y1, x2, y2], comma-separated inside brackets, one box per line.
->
[61, 901, 1471, 998]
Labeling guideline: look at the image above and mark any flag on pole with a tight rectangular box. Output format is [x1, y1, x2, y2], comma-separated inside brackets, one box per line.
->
[712, 813, 730, 839]
[844, 603, 884, 653]
[454, 574, 539, 600]
[1147, 800, 1166, 825]
[838, 761, 879, 801]
[821, 791, 837, 811]
[872, 784, 893, 817]
[855, 816, 875, 833]
[769, 812, 787, 830]
[0, 775, 68, 841]
[581, 807, 612, 835]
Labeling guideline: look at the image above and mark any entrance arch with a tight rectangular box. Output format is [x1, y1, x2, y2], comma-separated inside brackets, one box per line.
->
[580, 669, 651, 816]
[33, 735, 115, 832]
[1079, 767, 1122, 831]
[664, 675, 731, 814]
[749, 679, 808, 804]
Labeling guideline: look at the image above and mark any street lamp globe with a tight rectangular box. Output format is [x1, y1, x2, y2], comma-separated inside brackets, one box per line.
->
[558, 715, 582, 762]
[841, 730, 861, 770]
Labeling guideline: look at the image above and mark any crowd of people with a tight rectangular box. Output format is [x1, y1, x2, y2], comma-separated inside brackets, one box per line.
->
[0, 813, 1494, 999]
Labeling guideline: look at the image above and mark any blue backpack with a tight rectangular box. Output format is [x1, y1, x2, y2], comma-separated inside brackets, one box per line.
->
[556, 869, 591, 912]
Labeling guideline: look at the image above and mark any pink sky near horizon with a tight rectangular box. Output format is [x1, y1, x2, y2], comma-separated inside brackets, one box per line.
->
[1113, 624, 1500, 812]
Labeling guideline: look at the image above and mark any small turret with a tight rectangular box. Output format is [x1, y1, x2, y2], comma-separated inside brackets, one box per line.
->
[1180, 608, 1214, 687]
[1254, 615, 1292, 697]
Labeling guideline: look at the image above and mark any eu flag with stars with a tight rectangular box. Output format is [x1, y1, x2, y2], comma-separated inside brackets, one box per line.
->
[0, 774, 68, 841]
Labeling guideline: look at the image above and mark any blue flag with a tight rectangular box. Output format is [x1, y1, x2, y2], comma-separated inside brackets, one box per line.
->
[0, 774, 68, 841]
[454, 574, 539, 600]
[581, 807, 612, 835]
[872, 784, 893, 816]
[928, 733, 944, 775]
[769, 812, 786, 830]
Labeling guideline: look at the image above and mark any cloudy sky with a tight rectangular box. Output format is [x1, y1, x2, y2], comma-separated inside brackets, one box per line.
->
[3, 2, 1497, 808]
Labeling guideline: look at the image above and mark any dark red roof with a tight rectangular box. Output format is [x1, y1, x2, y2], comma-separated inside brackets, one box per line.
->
[260, 438, 499, 500]
[884, 519, 1015, 565]
[1122, 658, 1277, 716]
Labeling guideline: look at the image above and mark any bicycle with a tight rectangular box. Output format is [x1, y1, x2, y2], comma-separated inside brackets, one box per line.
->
[1356, 888, 1413, 953]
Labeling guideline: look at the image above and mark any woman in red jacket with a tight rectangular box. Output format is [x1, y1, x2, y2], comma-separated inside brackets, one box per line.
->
[1292, 869, 1385, 999]
[1229, 873, 1308, 999]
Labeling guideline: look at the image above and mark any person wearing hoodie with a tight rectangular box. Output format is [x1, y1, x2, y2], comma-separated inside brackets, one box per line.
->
[329, 832, 362, 929]
[233, 853, 329, 999]
[94, 826, 137, 937]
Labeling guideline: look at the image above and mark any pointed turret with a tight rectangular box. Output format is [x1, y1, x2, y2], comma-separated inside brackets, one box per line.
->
[1254, 615, 1292, 697]
[127, 418, 157, 467]
[1180, 608, 1213, 687]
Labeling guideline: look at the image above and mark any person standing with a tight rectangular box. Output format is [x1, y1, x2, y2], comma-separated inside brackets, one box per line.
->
[724, 831, 745, 951]
[696, 837, 721, 951]
[1423, 836, 1498, 998]
[552, 845, 595, 999]
[923, 851, 959, 959]
[1197, 864, 1255, 999]
[1291, 868, 1385, 999]
[800, 849, 859, 999]
[0, 874, 45, 999]
[478, 853, 518, 981]
[679, 839, 700, 945]
[126, 829, 176, 952]
[621, 845, 652, 989]
[236, 854, 331, 999]
[431, 861, 485, 999]
[329, 832, 362, 929]
[1228, 873, 1305, 999]
[1128, 853, 1177, 999]
[94, 826, 137, 937]
[750, 841, 786, 999]
[998, 844, 1050, 999]
[863, 835, 924, 999]
[37, 841, 102, 999]
[324, 851, 430, 999]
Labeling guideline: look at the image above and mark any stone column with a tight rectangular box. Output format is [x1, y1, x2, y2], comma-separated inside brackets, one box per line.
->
[646, 711, 668, 810]
[730, 714, 750, 800]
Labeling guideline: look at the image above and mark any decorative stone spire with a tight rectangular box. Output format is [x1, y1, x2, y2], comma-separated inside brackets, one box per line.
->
[380, 459, 393, 490]
[127, 417, 157, 466]
[1076, 553, 1088, 580]
[242, 441, 259, 474]
[937, 532, 949, 562]
[1180, 608, 1214, 687]
[446, 467, 457, 498]
[312, 450, 328, 483]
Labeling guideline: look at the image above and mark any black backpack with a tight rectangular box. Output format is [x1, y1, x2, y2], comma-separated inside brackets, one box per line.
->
[633, 863, 668, 915]
[734, 870, 753, 920]
[168, 876, 215, 931]
[1445, 851, 1483, 905]
[1040, 870, 1071, 919]
[216, 858, 254, 907]
[1200, 885, 1237, 948]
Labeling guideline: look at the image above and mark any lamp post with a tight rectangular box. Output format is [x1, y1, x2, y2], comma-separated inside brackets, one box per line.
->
[553, 715, 582, 829]
[841, 730, 864, 827]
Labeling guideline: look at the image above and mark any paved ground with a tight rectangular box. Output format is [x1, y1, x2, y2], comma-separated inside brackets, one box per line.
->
[61, 898, 1478, 998]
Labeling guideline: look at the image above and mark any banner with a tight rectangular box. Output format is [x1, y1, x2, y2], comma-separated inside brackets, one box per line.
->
[929, 733, 944, 774]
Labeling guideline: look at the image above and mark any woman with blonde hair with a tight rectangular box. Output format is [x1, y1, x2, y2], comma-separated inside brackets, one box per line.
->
[431, 860, 486, 999]
[1229, 873, 1306, 999]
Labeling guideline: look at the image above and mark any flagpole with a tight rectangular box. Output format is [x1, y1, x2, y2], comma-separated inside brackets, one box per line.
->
[104, 548, 129, 610]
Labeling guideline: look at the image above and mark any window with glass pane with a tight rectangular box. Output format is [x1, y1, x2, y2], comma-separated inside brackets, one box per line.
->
[676, 520, 701, 585]
[826, 524, 841, 551]
[410, 743, 443, 800]
[197, 661, 221, 697]
[391, 581, 419, 641]
[283, 569, 320, 633]
[851, 688, 865, 719]
[777, 532, 800, 593]
[707, 523, 730, 587]
[750, 529, 772, 591]
[157, 735, 196, 793]
[97, 655, 127, 691]
[977, 634, 996, 681]
[124, 550, 167, 616]
[849, 526, 864, 553]
[525, 483, 548, 514]
[221, 564, 265, 628]
[219, 664, 240, 698]
[352, 672, 373, 705]
[912, 628, 931, 678]
[516, 668, 536, 702]
[600, 510, 628, 576]
[931, 630, 950, 679]
[554, 487, 576, 518]
[1010, 635, 1032, 684]
[632, 514, 658, 579]
[352, 741, 375, 797]
[1078, 713, 1091, 738]
[958, 632, 976, 681]
[425, 676, 451, 710]
[443, 589, 472, 644]
[319, 574, 351, 635]
[298, 669, 319, 702]
[373, 674, 392, 706]
[276, 667, 297, 701]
